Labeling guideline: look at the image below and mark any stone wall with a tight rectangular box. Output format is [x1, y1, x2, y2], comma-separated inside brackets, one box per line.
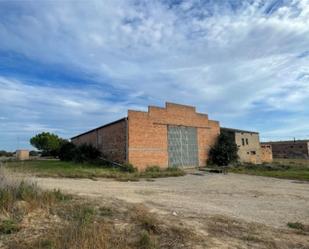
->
[264, 140, 309, 159]
[261, 144, 273, 163]
[234, 132, 262, 164]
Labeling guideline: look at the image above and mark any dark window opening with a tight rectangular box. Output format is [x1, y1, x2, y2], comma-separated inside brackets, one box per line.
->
[242, 138, 245, 146]
[251, 151, 256, 155]
[246, 138, 249, 145]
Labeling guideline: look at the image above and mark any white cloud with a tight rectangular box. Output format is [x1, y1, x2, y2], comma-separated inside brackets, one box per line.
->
[0, 0, 309, 149]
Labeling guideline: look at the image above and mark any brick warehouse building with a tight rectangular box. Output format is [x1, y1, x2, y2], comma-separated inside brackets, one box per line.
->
[71, 102, 220, 170]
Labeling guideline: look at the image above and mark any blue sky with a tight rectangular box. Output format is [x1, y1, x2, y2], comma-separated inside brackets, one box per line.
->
[0, 0, 309, 151]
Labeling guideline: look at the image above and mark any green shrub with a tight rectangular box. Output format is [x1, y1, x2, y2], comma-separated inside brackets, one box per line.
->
[166, 167, 181, 172]
[73, 144, 101, 163]
[145, 166, 161, 173]
[208, 131, 238, 166]
[287, 222, 305, 230]
[29, 150, 39, 157]
[59, 142, 76, 161]
[120, 163, 137, 173]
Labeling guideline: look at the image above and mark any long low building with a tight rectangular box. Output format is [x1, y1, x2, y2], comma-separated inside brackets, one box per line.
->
[71, 102, 220, 170]
[262, 140, 309, 159]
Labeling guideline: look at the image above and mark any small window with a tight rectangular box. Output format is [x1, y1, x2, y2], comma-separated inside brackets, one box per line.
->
[290, 145, 293, 148]
[242, 138, 245, 146]
[247, 152, 250, 155]
[251, 151, 256, 155]
[246, 138, 249, 145]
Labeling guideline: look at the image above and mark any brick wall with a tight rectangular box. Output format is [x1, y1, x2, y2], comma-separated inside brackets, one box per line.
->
[71, 119, 127, 163]
[97, 120, 127, 163]
[127, 102, 220, 170]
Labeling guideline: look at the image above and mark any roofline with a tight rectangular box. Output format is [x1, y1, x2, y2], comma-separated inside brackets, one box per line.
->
[71, 117, 127, 140]
[262, 140, 309, 144]
[221, 127, 259, 134]
[165, 102, 195, 109]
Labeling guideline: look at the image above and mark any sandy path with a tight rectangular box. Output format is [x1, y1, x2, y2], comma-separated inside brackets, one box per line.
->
[35, 173, 309, 228]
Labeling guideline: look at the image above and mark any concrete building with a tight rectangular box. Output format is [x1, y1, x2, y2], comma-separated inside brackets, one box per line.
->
[262, 140, 309, 159]
[16, 150, 29, 161]
[220, 128, 263, 164]
[71, 102, 220, 171]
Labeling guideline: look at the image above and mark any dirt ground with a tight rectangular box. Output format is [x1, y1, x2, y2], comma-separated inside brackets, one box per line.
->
[35, 172, 309, 229]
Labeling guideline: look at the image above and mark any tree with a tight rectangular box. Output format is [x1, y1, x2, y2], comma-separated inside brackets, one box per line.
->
[0, 150, 13, 157]
[30, 132, 66, 156]
[58, 142, 76, 161]
[208, 131, 238, 166]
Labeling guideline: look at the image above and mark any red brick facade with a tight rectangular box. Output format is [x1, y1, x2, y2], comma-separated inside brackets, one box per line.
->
[127, 103, 220, 170]
[71, 102, 220, 171]
[71, 118, 127, 163]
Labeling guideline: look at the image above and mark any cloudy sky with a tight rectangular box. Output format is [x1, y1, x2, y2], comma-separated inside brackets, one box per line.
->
[0, 0, 309, 151]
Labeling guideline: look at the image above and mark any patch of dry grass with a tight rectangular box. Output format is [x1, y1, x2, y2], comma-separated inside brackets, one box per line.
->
[1, 176, 200, 249]
[203, 214, 309, 249]
[0, 167, 69, 217]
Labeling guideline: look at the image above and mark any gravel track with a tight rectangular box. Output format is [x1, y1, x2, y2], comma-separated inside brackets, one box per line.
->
[35, 173, 309, 228]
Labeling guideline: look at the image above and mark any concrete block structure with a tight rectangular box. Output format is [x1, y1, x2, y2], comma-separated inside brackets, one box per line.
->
[221, 128, 263, 164]
[262, 140, 309, 159]
[16, 150, 29, 161]
[71, 102, 220, 170]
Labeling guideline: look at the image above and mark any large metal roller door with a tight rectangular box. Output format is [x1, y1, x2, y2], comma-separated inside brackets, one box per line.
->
[168, 125, 198, 167]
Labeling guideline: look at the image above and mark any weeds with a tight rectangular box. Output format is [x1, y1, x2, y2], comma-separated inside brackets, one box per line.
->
[99, 206, 113, 216]
[120, 163, 138, 173]
[133, 205, 159, 233]
[72, 204, 96, 225]
[141, 167, 185, 179]
[139, 230, 157, 249]
[145, 166, 161, 173]
[287, 222, 308, 232]
[0, 219, 20, 234]
[230, 160, 309, 181]
[0, 167, 69, 215]
[6, 160, 186, 180]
